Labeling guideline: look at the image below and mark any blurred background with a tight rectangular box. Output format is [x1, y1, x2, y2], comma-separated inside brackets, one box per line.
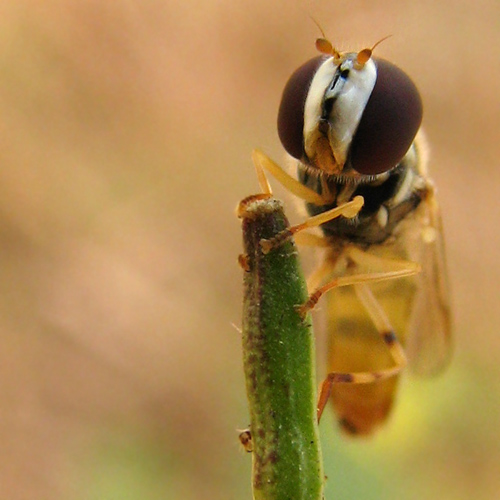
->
[0, 1, 499, 499]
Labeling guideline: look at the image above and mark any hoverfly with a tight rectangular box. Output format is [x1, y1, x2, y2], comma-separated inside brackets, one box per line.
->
[253, 33, 452, 435]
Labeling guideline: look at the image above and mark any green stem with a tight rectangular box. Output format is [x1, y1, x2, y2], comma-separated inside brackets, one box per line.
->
[239, 194, 324, 500]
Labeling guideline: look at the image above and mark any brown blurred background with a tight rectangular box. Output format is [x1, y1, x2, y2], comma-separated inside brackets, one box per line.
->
[0, 1, 499, 499]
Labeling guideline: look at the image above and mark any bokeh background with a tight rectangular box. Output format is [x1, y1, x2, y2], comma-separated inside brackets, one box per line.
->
[1, 1, 499, 499]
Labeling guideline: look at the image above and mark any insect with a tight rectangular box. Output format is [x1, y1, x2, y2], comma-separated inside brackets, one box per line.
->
[253, 33, 452, 435]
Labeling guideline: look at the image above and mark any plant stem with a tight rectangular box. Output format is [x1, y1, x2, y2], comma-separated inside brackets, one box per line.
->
[238, 194, 324, 500]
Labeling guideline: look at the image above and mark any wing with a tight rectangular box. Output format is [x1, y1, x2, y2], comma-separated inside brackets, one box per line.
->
[400, 188, 453, 376]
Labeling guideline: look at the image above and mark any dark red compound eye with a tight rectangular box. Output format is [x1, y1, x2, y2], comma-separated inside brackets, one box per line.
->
[348, 58, 423, 175]
[277, 56, 326, 160]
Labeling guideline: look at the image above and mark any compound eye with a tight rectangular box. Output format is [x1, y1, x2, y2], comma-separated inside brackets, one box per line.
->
[277, 56, 326, 159]
[349, 58, 423, 175]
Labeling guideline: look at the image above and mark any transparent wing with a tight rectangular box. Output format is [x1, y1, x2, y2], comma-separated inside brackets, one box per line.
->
[402, 189, 453, 376]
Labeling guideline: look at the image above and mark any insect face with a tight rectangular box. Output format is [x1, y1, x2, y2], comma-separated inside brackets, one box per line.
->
[277, 52, 423, 179]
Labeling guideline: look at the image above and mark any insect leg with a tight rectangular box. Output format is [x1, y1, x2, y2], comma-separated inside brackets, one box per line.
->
[299, 247, 420, 316]
[252, 151, 273, 195]
[316, 282, 407, 422]
[353, 283, 407, 370]
[252, 149, 333, 205]
[260, 197, 363, 253]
